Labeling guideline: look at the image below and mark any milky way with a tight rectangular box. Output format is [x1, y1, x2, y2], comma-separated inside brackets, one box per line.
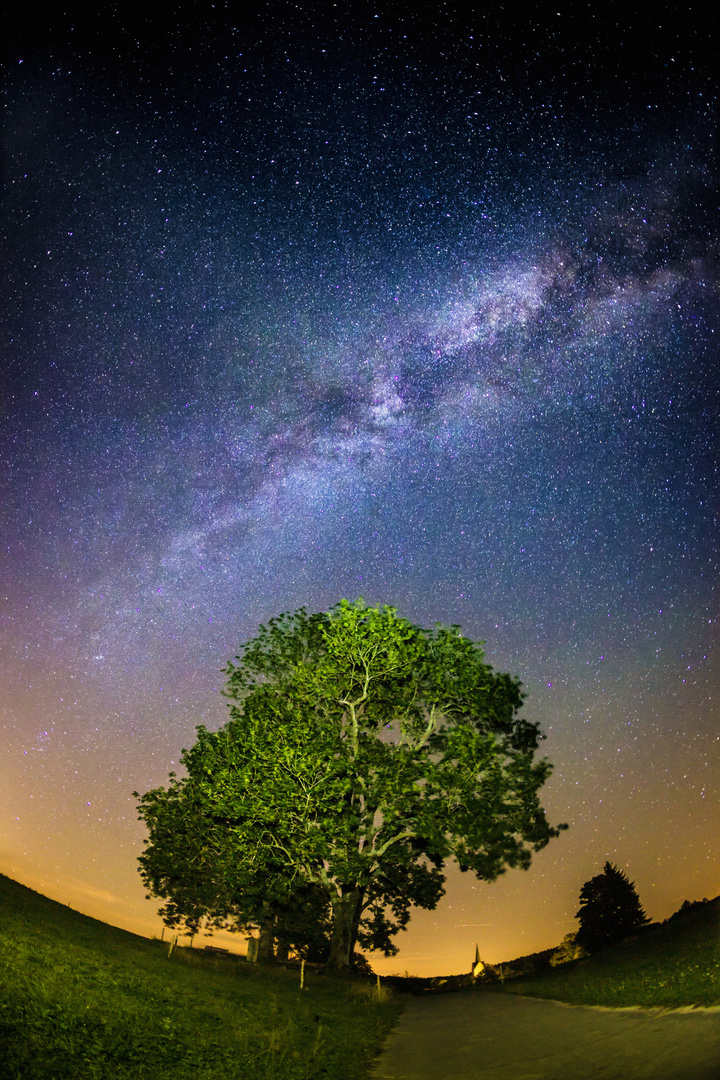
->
[2, 7, 718, 974]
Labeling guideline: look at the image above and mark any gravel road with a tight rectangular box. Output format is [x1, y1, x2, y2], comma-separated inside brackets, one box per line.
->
[372, 992, 720, 1080]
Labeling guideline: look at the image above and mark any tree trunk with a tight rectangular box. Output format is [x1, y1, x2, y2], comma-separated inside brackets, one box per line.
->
[350, 889, 365, 961]
[327, 889, 364, 971]
[257, 913, 275, 962]
[275, 934, 290, 962]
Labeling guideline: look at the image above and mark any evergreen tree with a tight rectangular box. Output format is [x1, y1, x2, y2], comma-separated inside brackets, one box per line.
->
[575, 861, 650, 952]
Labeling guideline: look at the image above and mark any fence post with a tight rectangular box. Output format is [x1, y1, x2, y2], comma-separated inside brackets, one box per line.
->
[300, 958, 306, 990]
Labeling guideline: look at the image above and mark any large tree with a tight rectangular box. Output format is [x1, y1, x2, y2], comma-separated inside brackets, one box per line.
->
[135, 768, 333, 960]
[135, 748, 431, 962]
[575, 861, 650, 952]
[136, 599, 566, 970]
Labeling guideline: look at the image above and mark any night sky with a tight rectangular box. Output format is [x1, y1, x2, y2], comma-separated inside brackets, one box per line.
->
[2, 5, 718, 977]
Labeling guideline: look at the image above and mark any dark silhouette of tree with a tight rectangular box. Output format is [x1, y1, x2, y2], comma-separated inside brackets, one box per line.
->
[137, 599, 566, 971]
[575, 861, 650, 952]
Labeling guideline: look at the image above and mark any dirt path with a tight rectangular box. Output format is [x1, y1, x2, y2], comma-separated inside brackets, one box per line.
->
[372, 992, 720, 1080]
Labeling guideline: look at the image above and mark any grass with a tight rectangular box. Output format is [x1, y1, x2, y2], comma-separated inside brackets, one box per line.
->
[0, 874, 404, 1080]
[489, 897, 720, 1010]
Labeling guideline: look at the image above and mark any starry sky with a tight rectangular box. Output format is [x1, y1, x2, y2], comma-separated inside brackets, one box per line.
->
[2, 4, 719, 976]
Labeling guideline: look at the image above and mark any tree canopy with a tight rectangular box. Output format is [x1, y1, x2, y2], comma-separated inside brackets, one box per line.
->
[136, 599, 567, 970]
[575, 861, 650, 952]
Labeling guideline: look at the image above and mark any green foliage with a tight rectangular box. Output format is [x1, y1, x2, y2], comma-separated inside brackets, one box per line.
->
[575, 861, 650, 952]
[137, 599, 566, 969]
[549, 932, 588, 966]
[492, 896, 720, 1009]
[0, 874, 403, 1080]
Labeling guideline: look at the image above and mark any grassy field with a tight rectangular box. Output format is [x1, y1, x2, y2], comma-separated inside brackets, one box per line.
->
[491, 897, 720, 1010]
[3, 875, 717, 1079]
[0, 874, 404, 1080]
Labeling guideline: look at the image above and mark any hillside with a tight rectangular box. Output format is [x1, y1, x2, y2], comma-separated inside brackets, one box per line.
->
[494, 896, 720, 1009]
[0, 874, 403, 1080]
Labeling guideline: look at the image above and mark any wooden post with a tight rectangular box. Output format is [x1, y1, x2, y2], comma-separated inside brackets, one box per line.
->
[300, 958, 306, 990]
[168, 933, 178, 958]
